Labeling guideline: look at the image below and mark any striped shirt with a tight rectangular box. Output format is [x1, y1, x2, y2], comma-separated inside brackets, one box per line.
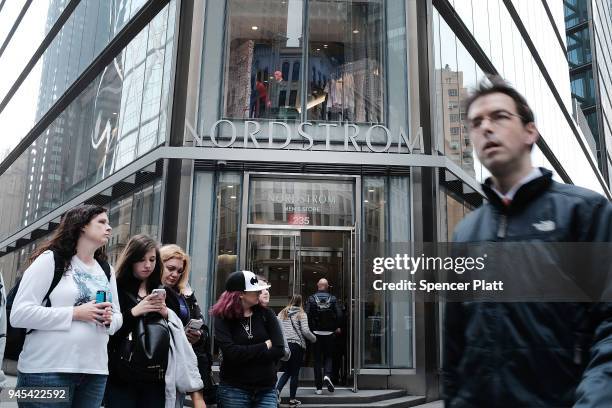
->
[277, 307, 316, 349]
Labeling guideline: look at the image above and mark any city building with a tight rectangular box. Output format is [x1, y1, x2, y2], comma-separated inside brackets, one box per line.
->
[0, 0, 608, 403]
[564, 0, 612, 187]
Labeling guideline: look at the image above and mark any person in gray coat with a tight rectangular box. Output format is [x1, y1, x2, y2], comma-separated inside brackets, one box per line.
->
[276, 295, 316, 407]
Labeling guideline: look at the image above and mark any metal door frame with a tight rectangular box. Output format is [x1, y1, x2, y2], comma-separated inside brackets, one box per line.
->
[239, 172, 361, 392]
[245, 228, 301, 299]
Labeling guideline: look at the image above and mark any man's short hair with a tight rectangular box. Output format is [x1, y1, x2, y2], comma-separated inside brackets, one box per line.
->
[463, 76, 535, 125]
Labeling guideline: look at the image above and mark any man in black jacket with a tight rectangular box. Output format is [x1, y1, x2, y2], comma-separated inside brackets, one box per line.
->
[305, 278, 343, 394]
[443, 76, 612, 407]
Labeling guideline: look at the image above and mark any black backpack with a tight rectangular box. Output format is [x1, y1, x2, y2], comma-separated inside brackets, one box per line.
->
[312, 294, 338, 332]
[5, 251, 111, 360]
[109, 290, 170, 383]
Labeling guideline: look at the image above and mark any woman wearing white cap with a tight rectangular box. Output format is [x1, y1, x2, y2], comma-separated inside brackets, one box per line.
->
[211, 271, 285, 407]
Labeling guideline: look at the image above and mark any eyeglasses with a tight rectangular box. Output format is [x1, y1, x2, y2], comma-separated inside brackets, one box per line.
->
[467, 110, 524, 131]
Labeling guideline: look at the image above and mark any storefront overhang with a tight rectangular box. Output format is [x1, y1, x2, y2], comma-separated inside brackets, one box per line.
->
[0, 145, 482, 252]
[163, 146, 483, 193]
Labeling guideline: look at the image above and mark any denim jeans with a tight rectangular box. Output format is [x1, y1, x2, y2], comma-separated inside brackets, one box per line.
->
[217, 383, 277, 408]
[277, 342, 304, 399]
[16, 371, 107, 408]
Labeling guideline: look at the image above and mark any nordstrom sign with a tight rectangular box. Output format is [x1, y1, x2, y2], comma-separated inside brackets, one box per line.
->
[186, 120, 423, 153]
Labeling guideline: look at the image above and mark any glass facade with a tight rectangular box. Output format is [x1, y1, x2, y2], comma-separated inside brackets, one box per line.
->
[591, 0, 612, 184]
[448, 1, 603, 192]
[223, 0, 384, 123]
[0, 2, 175, 240]
[361, 175, 413, 368]
[249, 178, 354, 226]
[0, 177, 162, 294]
[564, 0, 589, 28]
[564, 0, 612, 185]
[189, 171, 413, 369]
[0, 0, 154, 155]
[106, 179, 163, 265]
[0, 0, 69, 102]
[200, 0, 408, 153]
[567, 27, 592, 68]
[211, 173, 243, 301]
[0, 0, 608, 395]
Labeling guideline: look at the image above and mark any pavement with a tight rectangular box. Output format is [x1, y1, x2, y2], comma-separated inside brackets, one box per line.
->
[0, 374, 444, 407]
[413, 402, 444, 408]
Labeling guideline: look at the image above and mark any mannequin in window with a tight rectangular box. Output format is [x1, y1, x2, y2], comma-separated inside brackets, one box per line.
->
[269, 70, 285, 108]
[250, 73, 269, 119]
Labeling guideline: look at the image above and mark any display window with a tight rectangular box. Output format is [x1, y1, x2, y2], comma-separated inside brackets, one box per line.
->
[223, 0, 384, 124]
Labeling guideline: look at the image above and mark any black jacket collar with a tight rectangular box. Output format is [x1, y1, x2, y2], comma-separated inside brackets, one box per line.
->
[482, 167, 553, 214]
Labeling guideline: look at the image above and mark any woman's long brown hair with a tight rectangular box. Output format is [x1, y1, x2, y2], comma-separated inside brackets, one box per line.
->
[115, 234, 162, 294]
[30, 204, 108, 270]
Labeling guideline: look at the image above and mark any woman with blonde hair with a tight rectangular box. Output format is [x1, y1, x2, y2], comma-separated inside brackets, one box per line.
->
[160, 244, 215, 405]
[276, 295, 316, 407]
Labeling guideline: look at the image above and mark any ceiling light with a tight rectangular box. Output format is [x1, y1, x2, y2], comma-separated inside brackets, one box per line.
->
[227, 185, 234, 188]
[368, 189, 375, 192]
[252, 26, 258, 30]
[323, 44, 328, 48]
[230, 195, 237, 199]
[364, 199, 369, 203]
[353, 29, 359, 34]
[316, 48, 321, 51]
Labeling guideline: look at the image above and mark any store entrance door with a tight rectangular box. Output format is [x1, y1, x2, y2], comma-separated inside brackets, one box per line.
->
[246, 228, 355, 387]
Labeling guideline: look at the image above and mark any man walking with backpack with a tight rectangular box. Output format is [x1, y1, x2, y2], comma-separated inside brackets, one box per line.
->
[305, 278, 342, 395]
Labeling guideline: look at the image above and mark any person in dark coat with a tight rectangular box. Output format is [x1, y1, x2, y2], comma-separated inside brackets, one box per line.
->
[443, 76, 612, 407]
[304, 278, 343, 394]
[160, 244, 215, 405]
[212, 270, 285, 408]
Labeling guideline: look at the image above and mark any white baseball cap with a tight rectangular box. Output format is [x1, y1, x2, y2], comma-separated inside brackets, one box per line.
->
[225, 270, 271, 292]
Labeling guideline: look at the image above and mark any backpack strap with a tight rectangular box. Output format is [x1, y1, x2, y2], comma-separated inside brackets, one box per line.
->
[96, 259, 111, 281]
[25, 251, 65, 335]
[44, 250, 67, 307]
[314, 293, 331, 305]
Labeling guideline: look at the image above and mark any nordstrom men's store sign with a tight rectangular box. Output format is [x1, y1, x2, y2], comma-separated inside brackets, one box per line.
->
[187, 120, 423, 153]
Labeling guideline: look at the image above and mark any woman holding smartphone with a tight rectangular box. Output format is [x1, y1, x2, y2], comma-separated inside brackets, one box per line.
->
[161, 244, 215, 404]
[105, 234, 167, 407]
[212, 270, 285, 407]
[11, 204, 121, 408]
[106, 235, 205, 408]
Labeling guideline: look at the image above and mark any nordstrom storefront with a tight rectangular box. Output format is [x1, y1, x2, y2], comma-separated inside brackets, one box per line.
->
[178, 0, 470, 393]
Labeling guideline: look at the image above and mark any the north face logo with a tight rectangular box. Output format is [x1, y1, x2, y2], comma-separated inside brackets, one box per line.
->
[533, 220, 555, 232]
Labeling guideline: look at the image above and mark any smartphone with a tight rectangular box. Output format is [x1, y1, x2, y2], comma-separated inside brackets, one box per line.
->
[95, 290, 106, 303]
[151, 288, 166, 299]
[187, 319, 203, 331]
